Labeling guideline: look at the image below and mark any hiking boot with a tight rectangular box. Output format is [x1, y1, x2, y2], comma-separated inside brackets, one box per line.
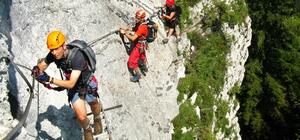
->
[93, 117, 103, 135]
[141, 65, 148, 76]
[162, 38, 169, 44]
[130, 75, 140, 82]
[138, 62, 148, 76]
[141, 69, 146, 76]
[142, 64, 148, 72]
[84, 127, 93, 140]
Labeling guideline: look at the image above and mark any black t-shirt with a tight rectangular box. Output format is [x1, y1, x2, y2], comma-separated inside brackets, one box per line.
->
[45, 50, 90, 92]
[166, 5, 177, 20]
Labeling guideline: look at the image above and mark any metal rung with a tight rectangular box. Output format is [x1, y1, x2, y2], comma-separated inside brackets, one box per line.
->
[93, 133, 110, 140]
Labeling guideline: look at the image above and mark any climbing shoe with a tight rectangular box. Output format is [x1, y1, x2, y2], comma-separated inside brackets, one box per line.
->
[84, 127, 93, 140]
[141, 65, 148, 76]
[138, 61, 148, 76]
[176, 37, 182, 43]
[141, 69, 146, 76]
[93, 117, 103, 135]
[143, 65, 148, 72]
[130, 75, 139, 82]
[162, 38, 169, 44]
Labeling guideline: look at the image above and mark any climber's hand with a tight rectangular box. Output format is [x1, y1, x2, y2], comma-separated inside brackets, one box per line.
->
[37, 72, 50, 83]
[31, 65, 40, 78]
[119, 28, 126, 35]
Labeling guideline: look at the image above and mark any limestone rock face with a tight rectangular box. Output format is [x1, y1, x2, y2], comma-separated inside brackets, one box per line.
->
[0, 0, 188, 139]
[0, 0, 251, 139]
[0, 0, 16, 138]
[0, 33, 16, 139]
[214, 17, 252, 140]
[189, 1, 252, 140]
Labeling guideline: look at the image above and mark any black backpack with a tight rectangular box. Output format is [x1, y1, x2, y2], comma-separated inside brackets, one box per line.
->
[145, 19, 159, 43]
[175, 5, 182, 19]
[66, 40, 96, 73]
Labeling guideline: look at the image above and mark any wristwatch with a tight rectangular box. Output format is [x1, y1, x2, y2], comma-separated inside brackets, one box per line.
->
[50, 77, 54, 84]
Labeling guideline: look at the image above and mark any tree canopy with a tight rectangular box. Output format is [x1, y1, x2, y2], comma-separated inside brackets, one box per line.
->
[238, 0, 300, 139]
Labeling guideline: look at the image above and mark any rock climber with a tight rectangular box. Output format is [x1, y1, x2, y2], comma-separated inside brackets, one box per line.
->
[161, 0, 181, 44]
[31, 31, 102, 140]
[119, 9, 149, 82]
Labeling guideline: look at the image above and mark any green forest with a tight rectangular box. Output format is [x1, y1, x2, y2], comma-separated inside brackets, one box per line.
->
[238, 0, 300, 139]
[173, 0, 299, 139]
[173, 0, 247, 139]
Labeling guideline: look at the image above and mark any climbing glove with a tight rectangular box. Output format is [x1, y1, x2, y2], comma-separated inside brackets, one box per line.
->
[37, 72, 50, 83]
[31, 65, 40, 78]
[31, 66, 50, 83]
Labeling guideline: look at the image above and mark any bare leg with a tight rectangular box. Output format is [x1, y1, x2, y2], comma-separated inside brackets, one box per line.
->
[72, 98, 93, 140]
[174, 25, 181, 43]
[73, 98, 88, 127]
[90, 99, 101, 116]
[163, 28, 175, 44]
[90, 99, 102, 134]
[175, 25, 181, 38]
[167, 28, 175, 38]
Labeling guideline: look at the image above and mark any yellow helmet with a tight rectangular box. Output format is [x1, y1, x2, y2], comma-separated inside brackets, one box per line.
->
[47, 31, 65, 50]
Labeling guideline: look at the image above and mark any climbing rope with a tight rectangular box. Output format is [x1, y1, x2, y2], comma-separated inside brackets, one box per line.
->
[87, 0, 134, 48]
[3, 55, 35, 140]
[87, 29, 119, 47]
[130, 0, 154, 15]
[107, 4, 132, 25]
[14, 63, 31, 71]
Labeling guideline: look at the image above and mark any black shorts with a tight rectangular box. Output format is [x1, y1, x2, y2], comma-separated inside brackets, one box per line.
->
[166, 18, 179, 29]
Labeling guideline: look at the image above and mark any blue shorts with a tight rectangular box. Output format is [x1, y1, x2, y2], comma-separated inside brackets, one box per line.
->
[69, 75, 99, 104]
[70, 92, 97, 104]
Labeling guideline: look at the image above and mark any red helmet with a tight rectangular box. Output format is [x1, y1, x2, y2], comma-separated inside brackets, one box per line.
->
[166, 0, 175, 6]
[135, 9, 146, 19]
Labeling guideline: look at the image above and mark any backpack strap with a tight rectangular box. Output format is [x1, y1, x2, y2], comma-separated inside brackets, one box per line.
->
[66, 47, 80, 68]
[137, 22, 149, 42]
[175, 5, 181, 20]
[66, 47, 93, 89]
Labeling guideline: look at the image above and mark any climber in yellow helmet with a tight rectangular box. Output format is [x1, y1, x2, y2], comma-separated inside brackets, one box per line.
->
[31, 31, 102, 140]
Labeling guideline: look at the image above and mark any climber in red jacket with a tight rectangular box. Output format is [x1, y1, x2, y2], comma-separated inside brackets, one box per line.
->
[119, 9, 149, 82]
